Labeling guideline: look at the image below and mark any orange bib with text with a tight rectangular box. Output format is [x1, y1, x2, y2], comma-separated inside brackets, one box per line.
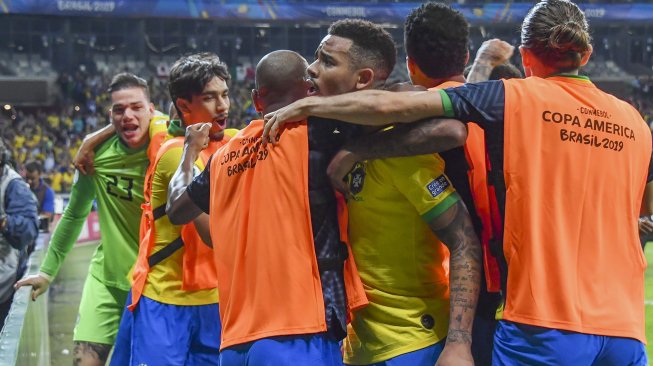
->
[501, 76, 651, 342]
[209, 120, 366, 349]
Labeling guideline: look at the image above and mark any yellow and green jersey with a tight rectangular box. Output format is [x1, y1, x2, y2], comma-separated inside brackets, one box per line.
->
[343, 153, 459, 365]
[143, 126, 238, 306]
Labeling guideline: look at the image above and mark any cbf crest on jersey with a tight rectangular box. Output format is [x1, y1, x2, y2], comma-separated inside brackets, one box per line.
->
[348, 162, 366, 196]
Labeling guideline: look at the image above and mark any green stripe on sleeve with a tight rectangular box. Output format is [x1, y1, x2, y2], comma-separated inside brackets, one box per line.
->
[421, 192, 460, 223]
[437, 89, 455, 118]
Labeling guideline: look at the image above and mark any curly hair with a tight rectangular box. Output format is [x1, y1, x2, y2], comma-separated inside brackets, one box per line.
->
[405, 2, 469, 79]
[328, 19, 397, 80]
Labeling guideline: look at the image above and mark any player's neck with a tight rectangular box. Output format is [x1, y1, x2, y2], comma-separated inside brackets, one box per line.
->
[418, 74, 465, 89]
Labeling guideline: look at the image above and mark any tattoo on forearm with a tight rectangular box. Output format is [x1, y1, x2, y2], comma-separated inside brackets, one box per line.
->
[73, 341, 111, 365]
[467, 60, 493, 83]
[353, 119, 462, 160]
[430, 201, 482, 345]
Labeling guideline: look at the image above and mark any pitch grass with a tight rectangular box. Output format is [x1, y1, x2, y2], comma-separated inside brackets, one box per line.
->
[46, 241, 653, 363]
[48, 242, 97, 366]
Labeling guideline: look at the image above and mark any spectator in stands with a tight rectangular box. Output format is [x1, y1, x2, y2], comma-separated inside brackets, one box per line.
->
[24, 161, 55, 223]
[0, 139, 39, 328]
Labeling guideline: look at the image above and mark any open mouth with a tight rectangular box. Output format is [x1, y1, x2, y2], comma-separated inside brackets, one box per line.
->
[212, 116, 228, 130]
[307, 78, 320, 96]
[122, 124, 139, 137]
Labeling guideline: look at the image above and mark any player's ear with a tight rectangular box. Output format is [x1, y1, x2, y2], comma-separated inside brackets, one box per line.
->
[251, 89, 264, 113]
[176, 97, 192, 120]
[355, 68, 375, 90]
[148, 102, 155, 114]
[579, 44, 593, 67]
[406, 56, 417, 77]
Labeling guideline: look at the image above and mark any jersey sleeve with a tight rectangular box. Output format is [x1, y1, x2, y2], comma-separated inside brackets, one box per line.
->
[381, 154, 460, 223]
[438, 80, 506, 132]
[149, 115, 169, 140]
[40, 172, 96, 279]
[186, 156, 212, 214]
[151, 146, 183, 210]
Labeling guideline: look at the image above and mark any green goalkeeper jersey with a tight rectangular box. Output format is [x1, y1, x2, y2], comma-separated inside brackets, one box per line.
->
[41, 135, 148, 290]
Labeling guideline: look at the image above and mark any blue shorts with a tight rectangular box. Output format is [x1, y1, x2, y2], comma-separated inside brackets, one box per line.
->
[220, 333, 343, 366]
[363, 339, 445, 366]
[493, 320, 647, 366]
[110, 292, 221, 366]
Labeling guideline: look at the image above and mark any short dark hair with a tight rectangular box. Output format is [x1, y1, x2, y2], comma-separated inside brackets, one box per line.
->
[489, 63, 523, 80]
[168, 53, 231, 115]
[107, 73, 150, 100]
[328, 19, 397, 80]
[405, 2, 469, 79]
[521, 0, 592, 72]
[25, 160, 43, 173]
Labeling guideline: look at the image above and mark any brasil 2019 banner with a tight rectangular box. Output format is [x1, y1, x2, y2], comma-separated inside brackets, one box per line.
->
[1, 0, 652, 22]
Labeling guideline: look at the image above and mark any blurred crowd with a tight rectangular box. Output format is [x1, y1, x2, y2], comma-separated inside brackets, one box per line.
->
[2, 60, 651, 194]
[3, 62, 260, 193]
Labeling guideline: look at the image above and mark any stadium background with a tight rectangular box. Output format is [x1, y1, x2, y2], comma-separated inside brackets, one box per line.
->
[0, 0, 651, 364]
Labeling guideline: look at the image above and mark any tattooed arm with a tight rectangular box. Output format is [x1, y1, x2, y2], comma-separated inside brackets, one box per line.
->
[327, 118, 467, 193]
[466, 38, 515, 83]
[429, 200, 482, 366]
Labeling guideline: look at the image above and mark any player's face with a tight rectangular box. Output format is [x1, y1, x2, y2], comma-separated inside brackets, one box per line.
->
[182, 76, 230, 141]
[110, 87, 154, 149]
[307, 35, 359, 97]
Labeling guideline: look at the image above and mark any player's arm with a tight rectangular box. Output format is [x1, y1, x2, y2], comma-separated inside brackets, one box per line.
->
[466, 39, 515, 83]
[167, 123, 211, 225]
[328, 81, 507, 193]
[73, 123, 115, 175]
[328, 119, 467, 194]
[430, 201, 481, 366]
[15, 172, 96, 300]
[388, 156, 481, 365]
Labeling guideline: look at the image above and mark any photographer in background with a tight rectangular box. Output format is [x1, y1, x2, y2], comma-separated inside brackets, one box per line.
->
[0, 139, 39, 327]
[25, 160, 55, 233]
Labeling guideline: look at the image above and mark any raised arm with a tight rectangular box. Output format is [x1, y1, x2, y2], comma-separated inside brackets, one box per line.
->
[167, 123, 211, 225]
[429, 200, 482, 366]
[466, 38, 515, 84]
[73, 123, 115, 175]
[16, 172, 96, 300]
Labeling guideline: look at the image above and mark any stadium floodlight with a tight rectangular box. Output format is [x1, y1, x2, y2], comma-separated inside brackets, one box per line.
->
[3, 104, 10, 111]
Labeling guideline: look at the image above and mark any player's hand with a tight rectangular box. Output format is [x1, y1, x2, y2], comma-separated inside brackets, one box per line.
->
[435, 343, 474, 366]
[15, 274, 51, 301]
[185, 123, 211, 155]
[262, 99, 310, 145]
[639, 217, 653, 235]
[73, 141, 96, 175]
[474, 38, 515, 67]
[327, 148, 361, 196]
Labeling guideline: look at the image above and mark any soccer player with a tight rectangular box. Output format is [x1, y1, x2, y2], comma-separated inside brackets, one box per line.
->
[111, 53, 236, 366]
[166, 49, 365, 365]
[299, 19, 481, 366]
[16, 73, 158, 366]
[402, 4, 507, 364]
[264, 1, 651, 364]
